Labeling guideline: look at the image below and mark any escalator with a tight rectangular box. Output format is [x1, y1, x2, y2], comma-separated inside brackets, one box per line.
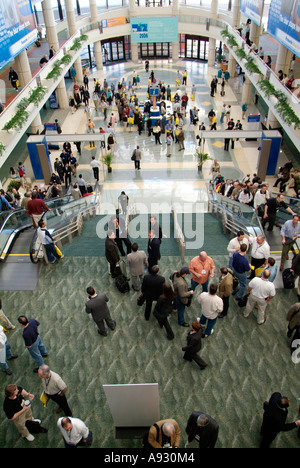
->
[0, 189, 100, 291]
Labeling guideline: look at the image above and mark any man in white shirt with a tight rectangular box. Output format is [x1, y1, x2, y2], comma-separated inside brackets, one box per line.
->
[38, 365, 72, 416]
[243, 270, 276, 324]
[57, 416, 93, 448]
[197, 283, 223, 338]
[253, 184, 269, 211]
[227, 230, 249, 269]
[90, 156, 101, 181]
[248, 235, 270, 279]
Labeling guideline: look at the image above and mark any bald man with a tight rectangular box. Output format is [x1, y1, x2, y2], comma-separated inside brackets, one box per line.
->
[189, 251, 215, 293]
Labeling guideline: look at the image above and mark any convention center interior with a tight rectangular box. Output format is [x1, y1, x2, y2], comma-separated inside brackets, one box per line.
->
[0, 0, 300, 449]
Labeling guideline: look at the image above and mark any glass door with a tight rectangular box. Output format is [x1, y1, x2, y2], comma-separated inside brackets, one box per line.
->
[192, 39, 199, 59]
[117, 41, 124, 60]
[186, 39, 192, 58]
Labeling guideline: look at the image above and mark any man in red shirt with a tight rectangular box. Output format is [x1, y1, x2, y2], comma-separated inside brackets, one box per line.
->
[27, 191, 51, 228]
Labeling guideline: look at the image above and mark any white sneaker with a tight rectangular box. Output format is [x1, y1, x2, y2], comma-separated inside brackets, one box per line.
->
[25, 434, 35, 442]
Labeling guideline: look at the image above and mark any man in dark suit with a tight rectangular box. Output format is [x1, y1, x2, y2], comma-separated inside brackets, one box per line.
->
[108, 215, 132, 257]
[147, 230, 161, 273]
[105, 231, 120, 278]
[85, 287, 116, 336]
[260, 392, 300, 448]
[185, 411, 219, 448]
[182, 321, 207, 370]
[141, 265, 165, 321]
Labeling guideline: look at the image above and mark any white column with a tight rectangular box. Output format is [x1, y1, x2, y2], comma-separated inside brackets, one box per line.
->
[242, 77, 253, 105]
[232, 0, 241, 28]
[250, 21, 261, 45]
[64, 0, 83, 82]
[211, 0, 218, 17]
[42, 0, 69, 109]
[172, 42, 179, 64]
[129, 0, 136, 15]
[267, 110, 279, 129]
[275, 43, 292, 75]
[14, 50, 43, 133]
[131, 43, 138, 64]
[228, 53, 236, 77]
[208, 38, 216, 67]
[89, 0, 103, 71]
[172, 0, 179, 15]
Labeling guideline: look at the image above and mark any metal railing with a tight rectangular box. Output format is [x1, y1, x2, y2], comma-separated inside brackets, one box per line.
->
[30, 185, 101, 264]
[171, 204, 186, 263]
[207, 183, 263, 239]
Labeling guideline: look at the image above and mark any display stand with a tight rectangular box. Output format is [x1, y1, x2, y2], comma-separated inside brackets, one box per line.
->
[103, 383, 160, 439]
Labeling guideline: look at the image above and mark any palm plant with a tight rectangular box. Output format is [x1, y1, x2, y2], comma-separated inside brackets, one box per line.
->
[194, 150, 212, 172]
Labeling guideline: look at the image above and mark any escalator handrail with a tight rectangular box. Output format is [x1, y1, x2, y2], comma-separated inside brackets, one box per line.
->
[207, 183, 264, 236]
[29, 189, 100, 263]
[0, 194, 75, 236]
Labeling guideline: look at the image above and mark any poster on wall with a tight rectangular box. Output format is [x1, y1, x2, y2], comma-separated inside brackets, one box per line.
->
[240, 0, 264, 26]
[130, 17, 178, 44]
[0, 0, 37, 69]
[267, 0, 300, 58]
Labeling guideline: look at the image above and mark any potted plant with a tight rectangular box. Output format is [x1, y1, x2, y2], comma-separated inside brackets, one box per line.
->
[194, 150, 212, 173]
[102, 153, 113, 173]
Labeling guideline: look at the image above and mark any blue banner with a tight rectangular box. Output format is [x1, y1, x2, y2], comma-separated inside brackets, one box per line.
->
[130, 17, 178, 44]
[240, 0, 264, 26]
[267, 0, 300, 58]
[0, 0, 37, 69]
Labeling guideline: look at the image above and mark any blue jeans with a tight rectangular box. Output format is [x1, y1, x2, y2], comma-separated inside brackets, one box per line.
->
[232, 269, 247, 299]
[191, 279, 208, 293]
[0, 340, 12, 372]
[27, 335, 47, 368]
[176, 297, 186, 325]
[45, 243, 60, 262]
[200, 316, 217, 336]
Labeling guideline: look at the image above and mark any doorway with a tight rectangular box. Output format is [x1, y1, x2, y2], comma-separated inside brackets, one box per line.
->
[184, 35, 209, 61]
[102, 37, 125, 63]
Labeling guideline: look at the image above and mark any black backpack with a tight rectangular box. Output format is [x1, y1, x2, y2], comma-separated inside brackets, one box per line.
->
[115, 274, 130, 293]
[282, 268, 294, 289]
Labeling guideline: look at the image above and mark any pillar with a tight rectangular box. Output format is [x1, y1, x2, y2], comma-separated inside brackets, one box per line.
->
[42, 0, 69, 109]
[250, 21, 261, 46]
[14, 50, 43, 134]
[232, 0, 241, 28]
[228, 53, 236, 77]
[211, 0, 218, 17]
[172, 0, 179, 15]
[172, 42, 179, 64]
[89, 0, 103, 71]
[65, 0, 83, 82]
[208, 38, 216, 67]
[267, 110, 279, 129]
[131, 43, 138, 64]
[129, 0, 136, 15]
[275, 43, 292, 75]
[242, 77, 253, 105]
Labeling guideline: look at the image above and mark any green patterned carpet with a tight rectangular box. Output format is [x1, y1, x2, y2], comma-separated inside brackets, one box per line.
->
[0, 254, 299, 448]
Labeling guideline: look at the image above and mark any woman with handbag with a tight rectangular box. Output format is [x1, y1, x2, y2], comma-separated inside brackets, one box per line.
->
[171, 267, 193, 327]
[153, 283, 176, 340]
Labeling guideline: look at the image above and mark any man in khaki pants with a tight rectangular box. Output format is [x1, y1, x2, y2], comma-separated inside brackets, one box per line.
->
[243, 270, 276, 325]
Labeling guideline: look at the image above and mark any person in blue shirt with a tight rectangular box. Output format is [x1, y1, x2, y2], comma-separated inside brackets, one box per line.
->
[232, 244, 251, 300]
[0, 194, 12, 212]
[261, 258, 278, 283]
[280, 215, 300, 270]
